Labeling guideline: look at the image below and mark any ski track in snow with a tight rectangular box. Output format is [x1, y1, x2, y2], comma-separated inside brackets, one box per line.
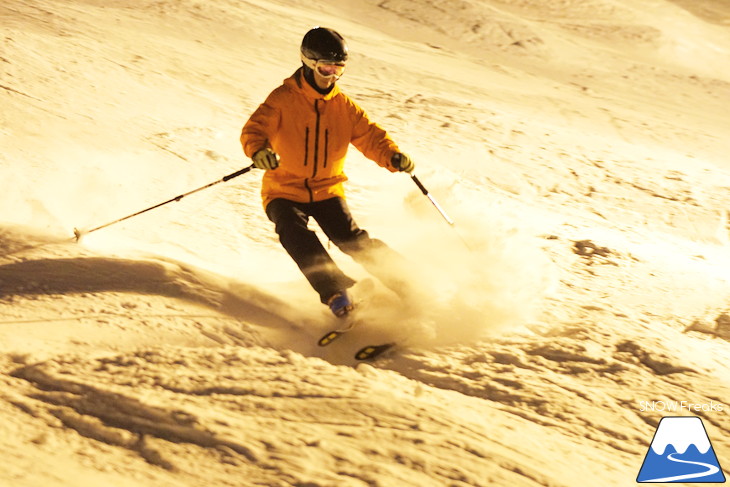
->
[1, 0, 730, 486]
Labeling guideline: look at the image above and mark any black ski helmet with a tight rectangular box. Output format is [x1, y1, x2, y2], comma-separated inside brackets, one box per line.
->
[301, 27, 348, 62]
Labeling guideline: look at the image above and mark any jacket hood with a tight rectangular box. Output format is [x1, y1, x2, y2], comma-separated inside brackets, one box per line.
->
[284, 68, 341, 101]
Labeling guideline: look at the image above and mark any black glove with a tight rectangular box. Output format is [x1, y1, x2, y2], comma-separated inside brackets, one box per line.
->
[252, 148, 280, 170]
[391, 152, 415, 173]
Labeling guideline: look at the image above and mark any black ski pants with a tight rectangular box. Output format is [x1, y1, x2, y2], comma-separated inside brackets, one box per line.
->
[266, 197, 405, 303]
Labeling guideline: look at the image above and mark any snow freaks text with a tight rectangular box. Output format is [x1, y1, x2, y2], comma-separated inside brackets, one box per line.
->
[639, 401, 725, 413]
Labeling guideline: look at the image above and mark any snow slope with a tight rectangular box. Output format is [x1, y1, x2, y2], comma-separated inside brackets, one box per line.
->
[1, 0, 730, 486]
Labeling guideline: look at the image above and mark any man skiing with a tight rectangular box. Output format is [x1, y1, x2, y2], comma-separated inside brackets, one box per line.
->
[240, 26, 415, 318]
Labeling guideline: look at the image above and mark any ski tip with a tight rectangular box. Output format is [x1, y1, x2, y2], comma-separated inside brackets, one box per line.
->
[318, 331, 342, 347]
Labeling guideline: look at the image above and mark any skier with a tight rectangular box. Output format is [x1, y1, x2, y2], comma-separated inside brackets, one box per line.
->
[240, 26, 416, 318]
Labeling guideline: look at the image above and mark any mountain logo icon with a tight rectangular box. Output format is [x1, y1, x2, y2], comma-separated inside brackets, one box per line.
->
[637, 416, 726, 483]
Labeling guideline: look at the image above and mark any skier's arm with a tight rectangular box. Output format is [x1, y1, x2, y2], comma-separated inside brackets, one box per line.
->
[347, 98, 401, 172]
[240, 94, 282, 158]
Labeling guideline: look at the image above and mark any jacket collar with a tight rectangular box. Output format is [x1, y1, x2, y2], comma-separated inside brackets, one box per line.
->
[286, 68, 340, 101]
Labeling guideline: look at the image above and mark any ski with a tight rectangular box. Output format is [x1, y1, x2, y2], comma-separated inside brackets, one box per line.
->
[317, 319, 359, 347]
[354, 343, 396, 361]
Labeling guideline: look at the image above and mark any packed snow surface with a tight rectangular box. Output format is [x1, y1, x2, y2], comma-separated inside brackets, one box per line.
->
[1, 0, 730, 486]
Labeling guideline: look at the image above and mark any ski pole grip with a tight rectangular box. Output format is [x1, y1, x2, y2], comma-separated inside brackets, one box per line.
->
[411, 174, 428, 195]
[223, 164, 254, 182]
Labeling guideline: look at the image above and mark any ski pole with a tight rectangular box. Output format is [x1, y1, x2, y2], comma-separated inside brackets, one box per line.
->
[410, 174, 454, 225]
[73, 164, 255, 242]
[410, 173, 476, 251]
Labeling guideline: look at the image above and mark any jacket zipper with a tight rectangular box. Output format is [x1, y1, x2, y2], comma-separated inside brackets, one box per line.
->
[312, 100, 321, 179]
[302, 101, 323, 203]
[324, 129, 329, 168]
[304, 178, 314, 202]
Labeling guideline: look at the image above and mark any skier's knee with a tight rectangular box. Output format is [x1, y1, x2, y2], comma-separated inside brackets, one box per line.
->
[335, 229, 372, 254]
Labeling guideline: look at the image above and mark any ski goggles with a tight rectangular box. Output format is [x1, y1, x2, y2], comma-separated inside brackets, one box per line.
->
[314, 60, 346, 78]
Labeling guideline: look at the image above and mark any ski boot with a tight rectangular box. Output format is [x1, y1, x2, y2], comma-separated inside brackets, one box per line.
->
[327, 290, 354, 318]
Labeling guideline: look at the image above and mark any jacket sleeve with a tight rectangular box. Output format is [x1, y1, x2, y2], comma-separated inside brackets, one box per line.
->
[347, 97, 400, 172]
[240, 91, 282, 158]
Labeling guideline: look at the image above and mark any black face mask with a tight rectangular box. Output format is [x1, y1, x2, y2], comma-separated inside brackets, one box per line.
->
[302, 65, 334, 95]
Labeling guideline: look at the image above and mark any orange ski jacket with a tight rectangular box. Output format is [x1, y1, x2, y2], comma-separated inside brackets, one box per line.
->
[241, 68, 401, 209]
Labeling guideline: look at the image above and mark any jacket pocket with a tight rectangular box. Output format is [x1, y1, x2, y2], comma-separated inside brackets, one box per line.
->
[324, 129, 329, 168]
[303, 126, 310, 166]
